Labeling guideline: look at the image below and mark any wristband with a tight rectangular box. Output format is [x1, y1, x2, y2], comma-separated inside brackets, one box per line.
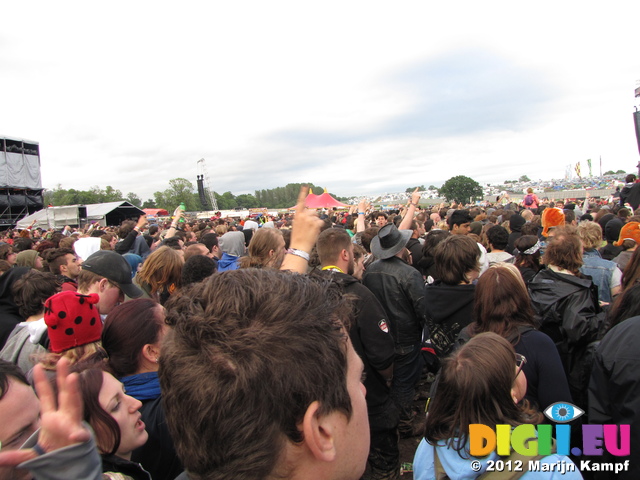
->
[286, 248, 310, 261]
[358, 211, 365, 215]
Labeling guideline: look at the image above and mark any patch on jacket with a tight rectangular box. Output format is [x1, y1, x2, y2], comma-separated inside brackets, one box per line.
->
[378, 319, 389, 333]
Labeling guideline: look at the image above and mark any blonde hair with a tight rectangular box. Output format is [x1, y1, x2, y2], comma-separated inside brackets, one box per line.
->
[38, 343, 106, 371]
[577, 221, 603, 251]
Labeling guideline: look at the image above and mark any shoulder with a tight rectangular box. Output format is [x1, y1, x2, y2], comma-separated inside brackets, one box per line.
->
[520, 329, 556, 347]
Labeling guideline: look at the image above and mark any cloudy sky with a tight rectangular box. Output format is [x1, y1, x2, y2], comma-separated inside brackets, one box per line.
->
[2, 1, 640, 201]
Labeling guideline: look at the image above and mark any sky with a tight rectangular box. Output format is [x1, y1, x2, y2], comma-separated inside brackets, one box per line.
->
[2, 1, 640, 202]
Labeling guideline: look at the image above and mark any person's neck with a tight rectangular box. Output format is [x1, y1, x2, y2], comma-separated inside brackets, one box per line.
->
[117, 451, 132, 461]
[25, 313, 44, 323]
[321, 263, 346, 274]
[135, 362, 159, 375]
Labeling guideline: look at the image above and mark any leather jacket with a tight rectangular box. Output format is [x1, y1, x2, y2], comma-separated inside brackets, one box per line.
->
[528, 267, 606, 409]
[363, 256, 426, 346]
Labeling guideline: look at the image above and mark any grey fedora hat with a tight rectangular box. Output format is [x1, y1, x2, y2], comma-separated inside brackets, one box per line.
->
[370, 224, 412, 260]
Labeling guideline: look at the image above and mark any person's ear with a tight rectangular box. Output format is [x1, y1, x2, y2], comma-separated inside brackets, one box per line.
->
[340, 249, 349, 262]
[141, 343, 160, 364]
[301, 401, 337, 462]
[98, 278, 109, 292]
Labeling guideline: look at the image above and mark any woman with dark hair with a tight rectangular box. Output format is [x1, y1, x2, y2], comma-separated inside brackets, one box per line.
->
[413, 333, 580, 479]
[462, 264, 571, 412]
[605, 283, 640, 333]
[528, 227, 605, 410]
[424, 235, 480, 357]
[102, 299, 181, 480]
[513, 234, 542, 283]
[76, 366, 151, 479]
[416, 230, 449, 281]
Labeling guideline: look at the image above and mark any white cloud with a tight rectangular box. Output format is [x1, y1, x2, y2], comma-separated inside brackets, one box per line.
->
[1, 1, 639, 202]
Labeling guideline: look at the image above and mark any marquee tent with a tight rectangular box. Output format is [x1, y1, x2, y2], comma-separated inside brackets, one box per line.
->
[302, 189, 348, 209]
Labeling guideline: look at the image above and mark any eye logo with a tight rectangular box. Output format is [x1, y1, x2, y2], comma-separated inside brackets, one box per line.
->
[543, 402, 584, 423]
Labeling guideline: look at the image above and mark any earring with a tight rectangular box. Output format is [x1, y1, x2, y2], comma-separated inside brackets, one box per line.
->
[155, 357, 160, 364]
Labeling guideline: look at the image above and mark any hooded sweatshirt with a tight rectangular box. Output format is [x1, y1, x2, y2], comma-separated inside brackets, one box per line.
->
[424, 282, 475, 357]
[217, 232, 246, 272]
[413, 438, 581, 480]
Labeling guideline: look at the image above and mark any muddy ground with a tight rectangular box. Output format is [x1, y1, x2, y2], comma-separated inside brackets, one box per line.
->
[398, 369, 434, 479]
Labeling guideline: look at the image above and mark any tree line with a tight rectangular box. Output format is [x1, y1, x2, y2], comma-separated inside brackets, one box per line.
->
[44, 180, 348, 211]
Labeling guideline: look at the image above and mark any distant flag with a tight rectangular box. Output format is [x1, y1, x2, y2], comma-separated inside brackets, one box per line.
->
[575, 162, 582, 179]
[587, 158, 592, 177]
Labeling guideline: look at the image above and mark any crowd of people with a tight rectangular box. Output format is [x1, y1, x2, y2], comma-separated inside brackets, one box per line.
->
[0, 182, 637, 480]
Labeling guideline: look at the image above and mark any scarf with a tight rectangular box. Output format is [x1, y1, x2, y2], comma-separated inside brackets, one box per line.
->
[121, 371, 161, 401]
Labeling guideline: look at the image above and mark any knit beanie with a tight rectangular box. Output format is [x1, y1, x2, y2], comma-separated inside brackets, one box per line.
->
[605, 217, 623, 244]
[509, 214, 526, 233]
[542, 208, 565, 237]
[44, 291, 101, 353]
[615, 222, 640, 247]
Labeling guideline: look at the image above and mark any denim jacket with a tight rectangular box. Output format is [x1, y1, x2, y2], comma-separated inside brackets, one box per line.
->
[580, 249, 617, 303]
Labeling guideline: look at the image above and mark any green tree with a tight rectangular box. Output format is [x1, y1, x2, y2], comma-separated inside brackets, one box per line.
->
[141, 199, 156, 209]
[235, 193, 259, 208]
[103, 186, 124, 202]
[214, 191, 238, 210]
[254, 183, 324, 208]
[126, 192, 142, 207]
[154, 178, 200, 211]
[438, 175, 483, 203]
[519, 175, 530, 182]
[428, 185, 437, 191]
[604, 170, 615, 175]
[405, 185, 426, 193]
[615, 169, 626, 174]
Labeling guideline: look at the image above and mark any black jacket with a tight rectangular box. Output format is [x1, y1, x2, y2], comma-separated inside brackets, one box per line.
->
[619, 181, 640, 210]
[424, 282, 475, 357]
[363, 256, 426, 346]
[588, 315, 640, 480]
[102, 454, 152, 480]
[406, 238, 423, 272]
[528, 268, 605, 409]
[316, 270, 395, 413]
[132, 396, 183, 480]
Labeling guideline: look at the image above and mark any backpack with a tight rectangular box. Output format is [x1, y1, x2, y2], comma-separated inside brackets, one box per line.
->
[524, 194, 534, 206]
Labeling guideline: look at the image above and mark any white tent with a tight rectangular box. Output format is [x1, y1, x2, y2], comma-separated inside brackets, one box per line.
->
[16, 201, 144, 229]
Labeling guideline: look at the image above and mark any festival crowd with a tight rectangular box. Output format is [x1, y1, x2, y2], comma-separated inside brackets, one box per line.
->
[0, 178, 638, 480]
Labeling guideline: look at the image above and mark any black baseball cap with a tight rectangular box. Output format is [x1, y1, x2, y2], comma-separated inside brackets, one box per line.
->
[81, 250, 143, 299]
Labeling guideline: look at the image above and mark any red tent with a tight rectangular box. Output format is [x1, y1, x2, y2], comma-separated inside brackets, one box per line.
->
[304, 189, 348, 208]
[143, 208, 169, 216]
